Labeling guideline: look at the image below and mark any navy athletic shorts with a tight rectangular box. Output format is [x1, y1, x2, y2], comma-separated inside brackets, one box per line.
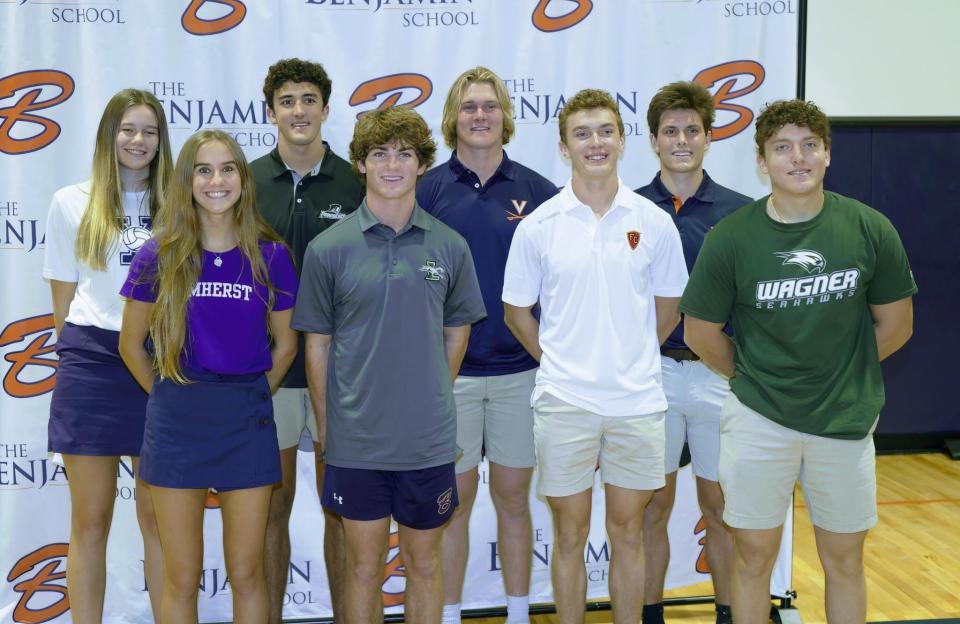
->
[321, 463, 458, 530]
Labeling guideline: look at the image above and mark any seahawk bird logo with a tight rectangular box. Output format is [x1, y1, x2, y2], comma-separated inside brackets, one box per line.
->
[774, 249, 826, 274]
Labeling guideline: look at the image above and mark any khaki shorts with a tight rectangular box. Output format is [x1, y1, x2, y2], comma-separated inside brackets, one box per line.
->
[661, 357, 730, 480]
[719, 393, 878, 533]
[533, 392, 665, 497]
[273, 387, 320, 450]
[453, 369, 537, 472]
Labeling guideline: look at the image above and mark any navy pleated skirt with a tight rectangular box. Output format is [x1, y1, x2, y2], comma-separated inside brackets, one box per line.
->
[48, 323, 148, 456]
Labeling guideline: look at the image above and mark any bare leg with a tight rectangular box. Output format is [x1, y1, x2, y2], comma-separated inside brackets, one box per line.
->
[641, 471, 677, 605]
[442, 467, 478, 605]
[814, 526, 868, 624]
[695, 476, 733, 606]
[61, 454, 119, 624]
[400, 521, 448, 624]
[221, 485, 273, 624]
[341, 516, 391, 624]
[605, 484, 654, 624]
[730, 526, 782, 624]
[131, 457, 163, 622]
[314, 442, 346, 620]
[265, 446, 298, 624]
[489, 463, 534, 600]
[151, 486, 207, 624]
[545, 488, 592, 624]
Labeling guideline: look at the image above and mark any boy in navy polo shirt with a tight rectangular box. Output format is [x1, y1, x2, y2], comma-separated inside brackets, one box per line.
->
[294, 107, 485, 623]
[634, 81, 751, 624]
[251, 58, 364, 624]
[417, 66, 557, 624]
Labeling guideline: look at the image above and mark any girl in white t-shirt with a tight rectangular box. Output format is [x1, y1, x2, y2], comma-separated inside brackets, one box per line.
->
[42, 88, 172, 622]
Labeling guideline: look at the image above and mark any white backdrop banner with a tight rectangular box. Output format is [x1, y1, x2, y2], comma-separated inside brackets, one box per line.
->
[0, 1, 798, 621]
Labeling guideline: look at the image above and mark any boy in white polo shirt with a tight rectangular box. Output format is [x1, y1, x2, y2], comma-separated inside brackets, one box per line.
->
[502, 89, 688, 623]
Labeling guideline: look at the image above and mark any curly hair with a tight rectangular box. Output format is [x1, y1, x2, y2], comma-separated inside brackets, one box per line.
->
[755, 100, 831, 156]
[646, 81, 715, 136]
[349, 107, 437, 182]
[440, 66, 515, 149]
[558, 89, 624, 143]
[262, 58, 332, 109]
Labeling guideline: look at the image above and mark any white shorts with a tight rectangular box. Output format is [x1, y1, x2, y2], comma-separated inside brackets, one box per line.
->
[661, 356, 730, 480]
[533, 392, 665, 498]
[453, 369, 537, 472]
[273, 387, 320, 450]
[719, 393, 878, 533]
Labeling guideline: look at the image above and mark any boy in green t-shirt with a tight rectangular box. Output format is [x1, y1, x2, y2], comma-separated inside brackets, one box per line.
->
[681, 100, 916, 624]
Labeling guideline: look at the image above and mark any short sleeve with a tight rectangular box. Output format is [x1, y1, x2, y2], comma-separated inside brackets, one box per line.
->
[650, 217, 689, 297]
[867, 217, 918, 305]
[119, 238, 159, 303]
[679, 226, 737, 324]
[42, 191, 79, 282]
[532, 177, 560, 206]
[415, 174, 440, 214]
[265, 242, 299, 311]
[291, 243, 335, 334]
[443, 241, 486, 327]
[501, 219, 542, 307]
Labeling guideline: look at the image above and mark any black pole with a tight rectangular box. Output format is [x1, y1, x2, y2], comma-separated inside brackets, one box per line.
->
[797, 0, 808, 99]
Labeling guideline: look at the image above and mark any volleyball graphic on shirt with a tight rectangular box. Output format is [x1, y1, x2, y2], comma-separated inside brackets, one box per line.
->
[120, 226, 152, 265]
[122, 226, 151, 251]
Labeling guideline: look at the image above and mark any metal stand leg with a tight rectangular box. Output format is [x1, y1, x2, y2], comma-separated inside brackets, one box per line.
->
[772, 591, 802, 623]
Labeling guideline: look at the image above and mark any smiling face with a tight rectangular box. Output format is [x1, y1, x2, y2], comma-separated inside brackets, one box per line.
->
[455, 81, 504, 153]
[267, 80, 329, 147]
[758, 123, 831, 197]
[358, 142, 426, 204]
[560, 107, 624, 182]
[651, 108, 710, 175]
[192, 140, 242, 220]
[115, 104, 160, 173]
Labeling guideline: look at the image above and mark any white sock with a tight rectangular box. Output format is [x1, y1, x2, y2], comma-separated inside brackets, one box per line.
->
[506, 594, 530, 624]
[441, 602, 461, 624]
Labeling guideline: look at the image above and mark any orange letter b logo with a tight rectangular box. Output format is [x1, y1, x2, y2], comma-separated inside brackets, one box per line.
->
[694, 60, 766, 141]
[7, 543, 70, 623]
[181, 0, 247, 36]
[531, 0, 593, 32]
[0, 70, 75, 155]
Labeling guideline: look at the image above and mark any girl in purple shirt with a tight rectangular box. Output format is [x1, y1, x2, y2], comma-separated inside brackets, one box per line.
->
[119, 130, 297, 622]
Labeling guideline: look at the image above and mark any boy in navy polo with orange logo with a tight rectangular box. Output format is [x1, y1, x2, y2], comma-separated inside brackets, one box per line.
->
[634, 81, 751, 624]
[417, 66, 556, 624]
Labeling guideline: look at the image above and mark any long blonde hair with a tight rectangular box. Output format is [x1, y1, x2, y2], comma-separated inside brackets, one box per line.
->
[76, 89, 172, 270]
[149, 130, 284, 383]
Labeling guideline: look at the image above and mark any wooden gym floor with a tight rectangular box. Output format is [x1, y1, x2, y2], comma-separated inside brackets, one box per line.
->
[472, 452, 960, 624]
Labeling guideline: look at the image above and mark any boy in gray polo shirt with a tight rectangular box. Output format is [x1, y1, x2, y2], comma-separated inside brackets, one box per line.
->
[293, 107, 485, 623]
